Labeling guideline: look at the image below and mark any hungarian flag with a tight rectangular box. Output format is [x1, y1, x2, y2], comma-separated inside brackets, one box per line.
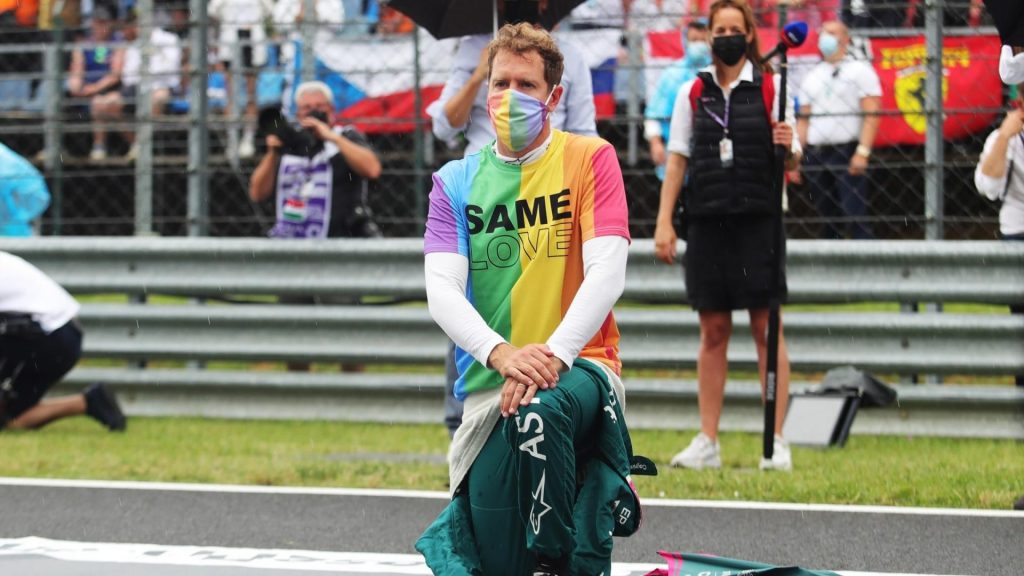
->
[645, 551, 841, 576]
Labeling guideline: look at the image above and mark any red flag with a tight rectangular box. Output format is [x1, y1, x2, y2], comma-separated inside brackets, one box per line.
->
[871, 35, 1001, 147]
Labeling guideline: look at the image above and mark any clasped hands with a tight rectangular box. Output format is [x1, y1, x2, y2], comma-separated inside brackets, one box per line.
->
[488, 343, 565, 418]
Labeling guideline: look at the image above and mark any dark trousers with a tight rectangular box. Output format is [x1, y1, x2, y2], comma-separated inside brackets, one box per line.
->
[805, 143, 873, 240]
[0, 320, 83, 425]
[1004, 232, 1024, 387]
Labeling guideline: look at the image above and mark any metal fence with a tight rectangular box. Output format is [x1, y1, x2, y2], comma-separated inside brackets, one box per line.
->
[0, 0, 1010, 239]
[3, 236, 1020, 436]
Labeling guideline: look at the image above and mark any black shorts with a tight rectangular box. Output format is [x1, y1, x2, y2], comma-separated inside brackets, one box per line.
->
[221, 29, 255, 70]
[684, 214, 788, 311]
[0, 320, 83, 426]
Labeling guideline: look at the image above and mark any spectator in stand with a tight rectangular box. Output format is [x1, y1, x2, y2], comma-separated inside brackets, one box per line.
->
[0, 0, 43, 105]
[841, 0, 905, 29]
[120, 10, 182, 159]
[1, 251, 127, 433]
[629, 0, 690, 32]
[779, 0, 841, 29]
[272, 0, 345, 115]
[164, 2, 191, 39]
[646, 19, 710, 181]
[209, 0, 274, 159]
[795, 19, 881, 239]
[67, 5, 125, 161]
[654, 0, 801, 472]
[160, 2, 191, 98]
[426, 0, 598, 439]
[974, 84, 1024, 388]
[568, 0, 632, 29]
[748, 0, 778, 27]
[0, 0, 37, 27]
[340, 0, 377, 35]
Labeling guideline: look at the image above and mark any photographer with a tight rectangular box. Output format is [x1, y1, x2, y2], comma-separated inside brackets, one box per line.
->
[1, 251, 126, 432]
[249, 81, 383, 239]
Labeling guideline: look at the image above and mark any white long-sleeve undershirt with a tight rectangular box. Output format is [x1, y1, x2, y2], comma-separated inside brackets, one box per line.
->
[424, 235, 629, 371]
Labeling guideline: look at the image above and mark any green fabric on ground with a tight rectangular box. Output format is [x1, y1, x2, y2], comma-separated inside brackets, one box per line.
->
[416, 359, 642, 576]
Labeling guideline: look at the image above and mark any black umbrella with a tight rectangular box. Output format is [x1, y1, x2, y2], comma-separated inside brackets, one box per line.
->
[984, 0, 1024, 45]
[384, 0, 586, 40]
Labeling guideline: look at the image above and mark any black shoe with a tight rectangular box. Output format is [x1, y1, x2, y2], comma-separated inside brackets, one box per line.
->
[84, 383, 127, 432]
[533, 555, 568, 576]
[1014, 495, 1024, 511]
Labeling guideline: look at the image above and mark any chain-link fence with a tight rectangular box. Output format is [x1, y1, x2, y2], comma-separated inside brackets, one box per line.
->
[0, 0, 1009, 239]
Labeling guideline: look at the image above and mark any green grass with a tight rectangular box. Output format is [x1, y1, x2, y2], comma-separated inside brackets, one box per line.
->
[59, 295, 1020, 503]
[2, 418, 1021, 509]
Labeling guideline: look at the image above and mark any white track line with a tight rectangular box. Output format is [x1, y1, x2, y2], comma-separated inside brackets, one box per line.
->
[0, 537, 967, 576]
[0, 477, 1020, 518]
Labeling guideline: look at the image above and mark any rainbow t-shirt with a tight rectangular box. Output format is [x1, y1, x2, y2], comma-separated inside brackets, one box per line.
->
[424, 130, 631, 400]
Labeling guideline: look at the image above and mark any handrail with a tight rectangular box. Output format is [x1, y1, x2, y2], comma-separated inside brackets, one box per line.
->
[2, 237, 1022, 304]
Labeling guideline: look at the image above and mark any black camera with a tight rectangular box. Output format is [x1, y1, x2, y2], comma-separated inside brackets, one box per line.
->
[257, 107, 327, 155]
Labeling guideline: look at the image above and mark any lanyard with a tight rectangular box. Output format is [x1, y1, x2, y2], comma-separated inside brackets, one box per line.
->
[704, 97, 731, 137]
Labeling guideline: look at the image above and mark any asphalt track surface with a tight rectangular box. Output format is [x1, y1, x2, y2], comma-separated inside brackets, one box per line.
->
[0, 478, 1021, 576]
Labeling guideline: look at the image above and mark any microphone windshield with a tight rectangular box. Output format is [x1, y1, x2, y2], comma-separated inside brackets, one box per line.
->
[782, 21, 808, 48]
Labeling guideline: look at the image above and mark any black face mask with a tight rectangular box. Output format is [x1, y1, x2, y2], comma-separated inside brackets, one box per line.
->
[712, 34, 747, 66]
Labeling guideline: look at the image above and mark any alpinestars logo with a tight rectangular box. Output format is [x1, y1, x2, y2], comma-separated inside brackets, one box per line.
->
[530, 470, 552, 535]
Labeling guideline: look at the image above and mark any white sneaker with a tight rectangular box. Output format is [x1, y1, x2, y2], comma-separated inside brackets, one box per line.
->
[759, 435, 793, 471]
[89, 146, 107, 161]
[670, 433, 721, 469]
[125, 142, 139, 161]
[238, 130, 255, 158]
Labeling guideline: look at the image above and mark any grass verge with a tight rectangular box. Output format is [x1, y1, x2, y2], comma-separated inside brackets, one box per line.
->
[1, 417, 1021, 509]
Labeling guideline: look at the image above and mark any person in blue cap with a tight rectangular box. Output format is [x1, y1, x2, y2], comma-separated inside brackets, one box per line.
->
[645, 18, 710, 181]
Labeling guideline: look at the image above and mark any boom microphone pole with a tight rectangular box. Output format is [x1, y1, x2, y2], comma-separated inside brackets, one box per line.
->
[759, 21, 806, 466]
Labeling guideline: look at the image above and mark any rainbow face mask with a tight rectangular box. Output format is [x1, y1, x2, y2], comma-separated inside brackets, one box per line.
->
[486, 86, 556, 153]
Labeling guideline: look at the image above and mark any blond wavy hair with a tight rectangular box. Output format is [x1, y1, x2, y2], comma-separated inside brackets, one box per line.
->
[486, 22, 564, 91]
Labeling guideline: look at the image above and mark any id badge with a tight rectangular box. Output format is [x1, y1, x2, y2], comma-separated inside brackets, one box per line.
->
[719, 137, 734, 167]
[299, 179, 316, 198]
